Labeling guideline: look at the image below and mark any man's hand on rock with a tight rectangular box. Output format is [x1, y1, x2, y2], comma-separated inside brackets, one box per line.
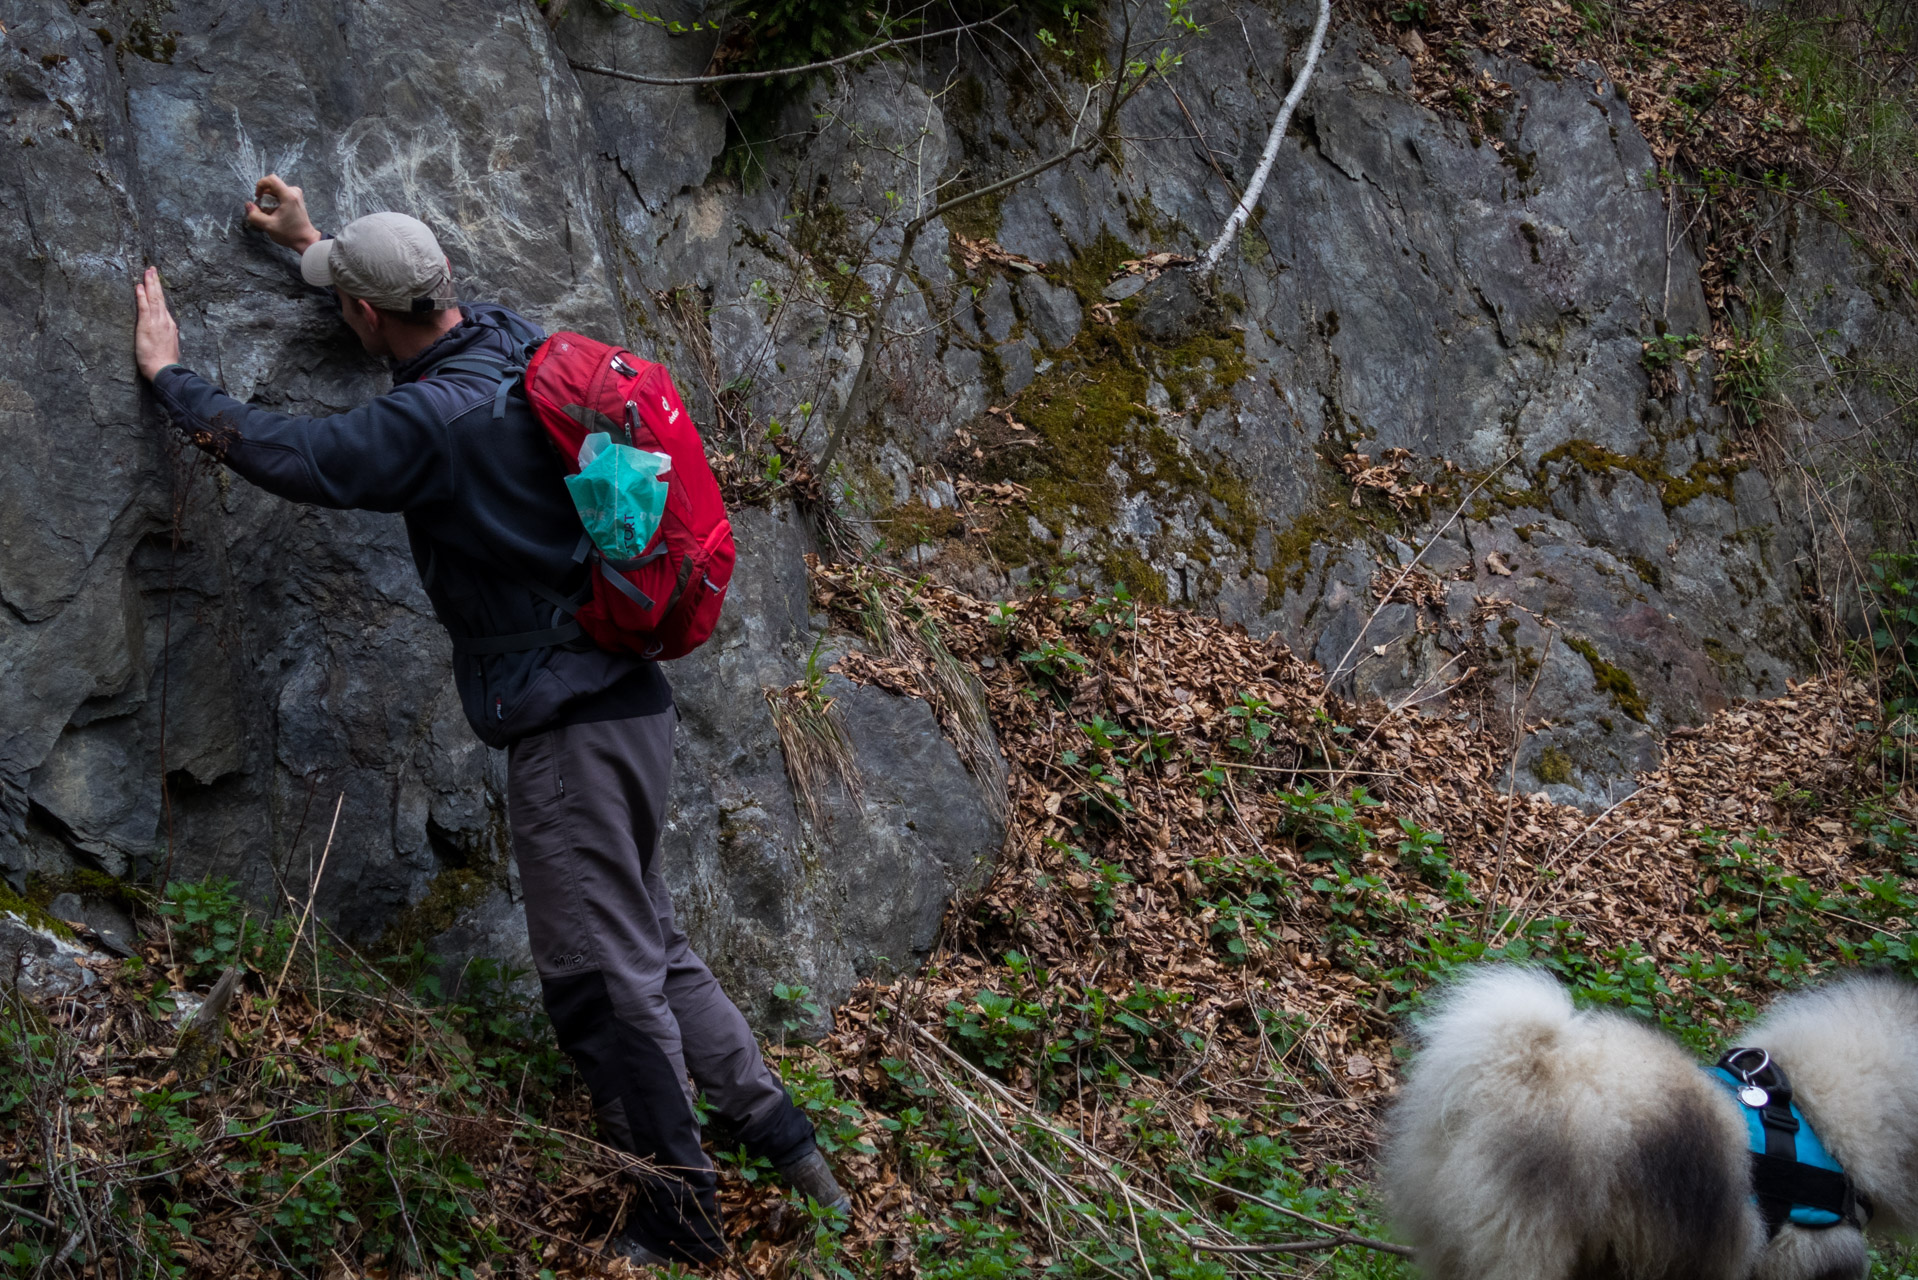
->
[134, 266, 182, 383]
[246, 174, 321, 252]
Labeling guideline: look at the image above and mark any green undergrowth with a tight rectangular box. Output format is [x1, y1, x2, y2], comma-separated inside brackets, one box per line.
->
[1762, 0, 1918, 204]
[911, 818, 1918, 1278]
[8, 556, 1915, 1277]
[0, 878, 608, 1279]
[828, 568, 1918, 1277]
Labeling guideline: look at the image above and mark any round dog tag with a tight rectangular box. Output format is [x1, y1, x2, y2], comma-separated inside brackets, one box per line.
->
[1739, 1085, 1769, 1108]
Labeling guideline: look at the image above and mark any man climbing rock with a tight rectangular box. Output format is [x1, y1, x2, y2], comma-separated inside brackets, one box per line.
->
[130, 175, 849, 1265]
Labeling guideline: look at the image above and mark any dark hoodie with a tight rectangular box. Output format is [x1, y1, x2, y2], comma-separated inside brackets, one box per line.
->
[149, 303, 670, 747]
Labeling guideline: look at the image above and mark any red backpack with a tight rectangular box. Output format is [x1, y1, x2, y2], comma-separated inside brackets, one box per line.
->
[426, 318, 734, 662]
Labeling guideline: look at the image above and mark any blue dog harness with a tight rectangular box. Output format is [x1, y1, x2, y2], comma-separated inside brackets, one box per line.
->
[1707, 1047, 1868, 1236]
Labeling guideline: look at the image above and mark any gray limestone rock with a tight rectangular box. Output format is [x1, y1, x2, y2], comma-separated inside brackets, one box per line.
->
[1, 0, 1913, 1023]
[0, 913, 93, 1002]
[0, 0, 1004, 1027]
[1017, 274, 1084, 351]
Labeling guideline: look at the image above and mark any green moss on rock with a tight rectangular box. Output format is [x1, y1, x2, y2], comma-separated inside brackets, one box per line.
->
[0, 879, 75, 939]
[1534, 746, 1575, 785]
[974, 274, 1261, 592]
[1051, 230, 1138, 313]
[1536, 439, 1745, 511]
[1566, 634, 1649, 722]
[875, 500, 964, 550]
[1262, 501, 1379, 606]
[1099, 547, 1168, 605]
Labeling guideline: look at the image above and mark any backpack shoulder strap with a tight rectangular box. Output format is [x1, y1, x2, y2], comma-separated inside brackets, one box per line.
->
[421, 316, 546, 420]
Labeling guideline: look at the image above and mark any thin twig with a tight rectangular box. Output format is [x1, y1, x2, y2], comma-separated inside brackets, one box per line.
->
[0, 1197, 59, 1230]
[568, 12, 1009, 88]
[272, 793, 342, 1002]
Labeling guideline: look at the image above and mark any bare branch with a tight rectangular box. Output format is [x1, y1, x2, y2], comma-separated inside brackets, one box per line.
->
[568, 11, 1010, 89]
[1194, 0, 1332, 275]
[1177, 1169, 1416, 1257]
[808, 1, 1179, 475]
[814, 64, 1131, 473]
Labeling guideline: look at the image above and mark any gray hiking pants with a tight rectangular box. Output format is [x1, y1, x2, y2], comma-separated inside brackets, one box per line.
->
[506, 710, 814, 1261]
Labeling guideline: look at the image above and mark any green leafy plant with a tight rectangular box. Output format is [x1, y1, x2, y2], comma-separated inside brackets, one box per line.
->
[1086, 582, 1137, 638]
[774, 981, 824, 1039]
[1226, 691, 1281, 757]
[1277, 784, 1382, 867]
[1017, 638, 1089, 680]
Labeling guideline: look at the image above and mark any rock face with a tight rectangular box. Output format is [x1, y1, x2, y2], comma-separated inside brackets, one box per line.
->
[0, 0, 1002, 1025]
[551, 2, 1911, 810]
[0, 911, 93, 1001]
[0, 0, 1909, 1009]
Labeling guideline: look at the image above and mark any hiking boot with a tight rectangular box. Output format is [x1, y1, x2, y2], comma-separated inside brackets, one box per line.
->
[607, 1229, 669, 1268]
[778, 1147, 852, 1215]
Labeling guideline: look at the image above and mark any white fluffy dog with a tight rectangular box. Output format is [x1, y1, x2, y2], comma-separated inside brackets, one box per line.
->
[1381, 967, 1918, 1280]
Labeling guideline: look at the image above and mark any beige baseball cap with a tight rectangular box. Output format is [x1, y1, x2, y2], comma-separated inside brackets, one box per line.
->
[300, 212, 457, 312]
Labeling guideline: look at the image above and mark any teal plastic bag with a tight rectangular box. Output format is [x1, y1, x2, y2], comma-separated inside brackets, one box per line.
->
[564, 432, 672, 561]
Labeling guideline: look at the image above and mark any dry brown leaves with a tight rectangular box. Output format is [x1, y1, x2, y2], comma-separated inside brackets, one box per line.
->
[951, 235, 1046, 276]
[1371, 564, 1448, 609]
[1339, 449, 1432, 511]
[807, 559, 1910, 1215]
[1113, 252, 1196, 282]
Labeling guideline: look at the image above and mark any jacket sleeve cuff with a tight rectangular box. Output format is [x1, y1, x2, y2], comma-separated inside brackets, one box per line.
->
[150, 362, 194, 402]
[149, 363, 208, 430]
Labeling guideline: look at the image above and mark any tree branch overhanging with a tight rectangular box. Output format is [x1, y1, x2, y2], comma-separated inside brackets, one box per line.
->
[1193, 0, 1332, 275]
[815, 30, 1165, 473]
[568, 10, 1011, 89]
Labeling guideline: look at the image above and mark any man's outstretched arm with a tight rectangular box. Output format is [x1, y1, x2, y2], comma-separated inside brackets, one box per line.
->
[133, 265, 452, 513]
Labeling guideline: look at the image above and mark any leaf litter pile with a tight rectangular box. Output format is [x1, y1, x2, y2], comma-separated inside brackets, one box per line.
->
[787, 562, 1913, 1273]
[4, 560, 1912, 1278]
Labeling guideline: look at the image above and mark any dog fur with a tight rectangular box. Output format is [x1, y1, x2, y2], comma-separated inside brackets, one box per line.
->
[1382, 967, 1918, 1280]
